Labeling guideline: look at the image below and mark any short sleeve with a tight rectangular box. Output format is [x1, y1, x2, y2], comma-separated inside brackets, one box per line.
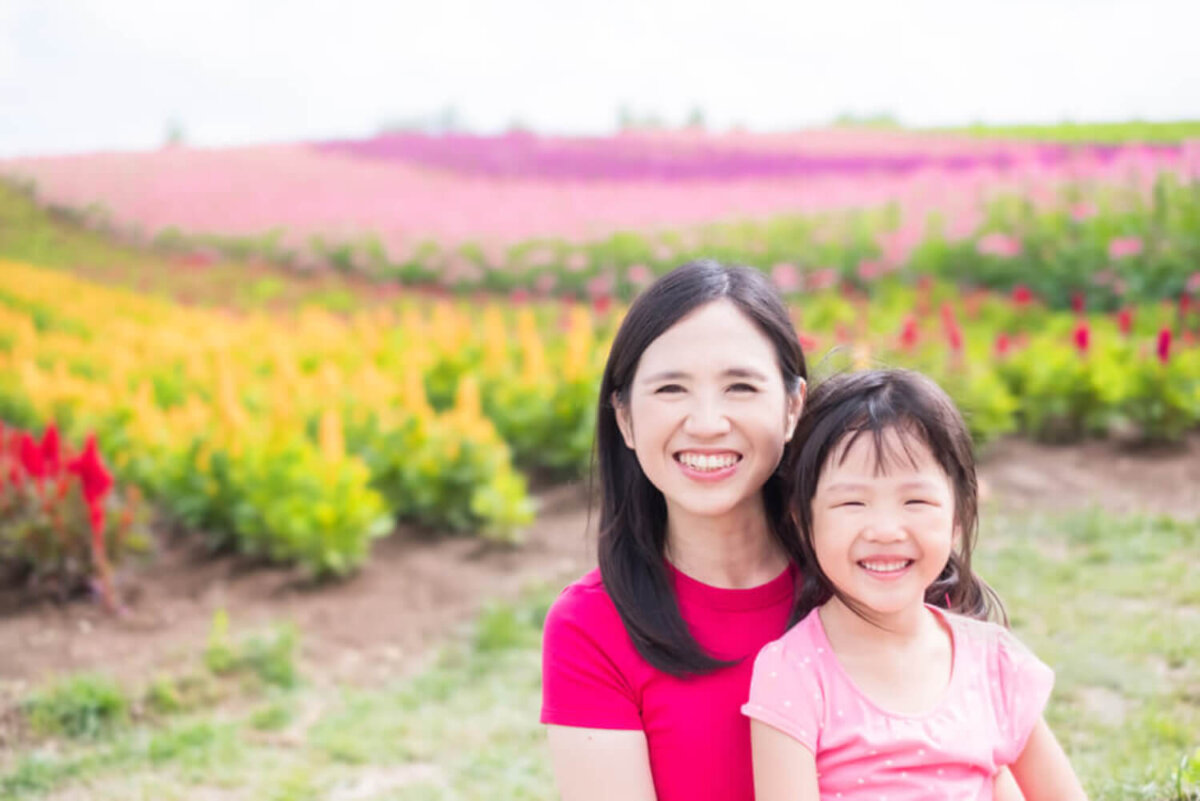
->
[990, 629, 1055, 765]
[540, 586, 642, 730]
[740, 638, 822, 754]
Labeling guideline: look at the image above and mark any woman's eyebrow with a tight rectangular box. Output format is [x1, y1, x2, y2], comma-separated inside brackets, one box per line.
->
[639, 367, 769, 383]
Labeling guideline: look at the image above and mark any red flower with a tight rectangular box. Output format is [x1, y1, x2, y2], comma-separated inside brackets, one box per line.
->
[1156, 328, 1172, 364]
[994, 333, 1012, 357]
[40, 425, 62, 477]
[1012, 285, 1034, 307]
[1182, 294, 1193, 316]
[940, 304, 963, 353]
[591, 294, 612, 316]
[67, 434, 113, 506]
[899, 316, 920, 349]
[1071, 292, 1086, 314]
[1073, 321, 1090, 354]
[1117, 308, 1134, 336]
[18, 433, 44, 479]
[508, 288, 530, 304]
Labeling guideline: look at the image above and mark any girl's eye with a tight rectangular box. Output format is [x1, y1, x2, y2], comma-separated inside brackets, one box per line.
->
[905, 499, 931, 506]
[837, 501, 865, 508]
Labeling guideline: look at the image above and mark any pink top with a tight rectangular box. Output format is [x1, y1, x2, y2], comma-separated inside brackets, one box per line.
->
[742, 605, 1054, 800]
[541, 563, 798, 801]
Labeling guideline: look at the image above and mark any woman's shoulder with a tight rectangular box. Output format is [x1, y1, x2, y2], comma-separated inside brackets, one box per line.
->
[545, 568, 615, 621]
[543, 568, 629, 647]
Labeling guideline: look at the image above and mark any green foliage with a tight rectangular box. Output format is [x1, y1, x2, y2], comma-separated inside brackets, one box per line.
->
[24, 674, 129, 740]
[205, 609, 300, 689]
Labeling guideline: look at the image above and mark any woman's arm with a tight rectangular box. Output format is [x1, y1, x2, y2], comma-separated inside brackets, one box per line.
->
[750, 720, 820, 801]
[1009, 718, 1088, 801]
[546, 725, 657, 801]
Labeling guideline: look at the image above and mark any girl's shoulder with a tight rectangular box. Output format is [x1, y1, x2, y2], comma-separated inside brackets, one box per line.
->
[755, 606, 828, 665]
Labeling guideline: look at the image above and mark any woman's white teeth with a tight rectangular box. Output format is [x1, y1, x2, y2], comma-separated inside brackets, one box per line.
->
[860, 560, 911, 573]
[678, 453, 739, 471]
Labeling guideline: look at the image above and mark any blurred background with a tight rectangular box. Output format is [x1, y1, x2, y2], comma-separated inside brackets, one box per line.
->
[1, 1, 1198, 798]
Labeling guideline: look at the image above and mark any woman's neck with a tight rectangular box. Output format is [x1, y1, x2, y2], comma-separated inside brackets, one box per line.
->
[664, 497, 787, 589]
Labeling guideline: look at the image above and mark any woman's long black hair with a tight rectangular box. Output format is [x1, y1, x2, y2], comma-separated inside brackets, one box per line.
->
[786, 369, 1005, 626]
[595, 260, 808, 676]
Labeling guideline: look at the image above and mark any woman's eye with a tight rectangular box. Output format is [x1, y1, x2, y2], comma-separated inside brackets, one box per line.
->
[729, 383, 757, 393]
[655, 384, 684, 394]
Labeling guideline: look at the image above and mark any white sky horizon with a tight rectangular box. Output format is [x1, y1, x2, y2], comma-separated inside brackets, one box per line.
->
[2, 0, 1199, 159]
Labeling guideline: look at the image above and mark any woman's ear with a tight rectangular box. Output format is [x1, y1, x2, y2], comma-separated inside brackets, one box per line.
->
[784, 378, 807, 442]
[613, 392, 635, 450]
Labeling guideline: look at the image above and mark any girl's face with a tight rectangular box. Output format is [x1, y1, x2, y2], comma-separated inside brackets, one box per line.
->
[615, 299, 804, 529]
[809, 427, 957, 621]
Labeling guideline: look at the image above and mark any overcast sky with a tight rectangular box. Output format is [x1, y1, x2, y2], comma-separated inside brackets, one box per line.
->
[2, 0, 1198, 158]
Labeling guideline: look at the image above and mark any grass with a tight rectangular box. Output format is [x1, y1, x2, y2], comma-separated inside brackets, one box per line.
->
[1, 508, 1197, 800]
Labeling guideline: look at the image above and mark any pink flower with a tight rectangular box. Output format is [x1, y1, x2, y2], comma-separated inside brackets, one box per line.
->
[1108, 236, 1143, 260]
[806, 268, 838, 292]
[1069, 202, 1097, 222]
[856, 260, 883, 282]
[509, 288, 530, 304]
[587, 274, 614, 298]
[566, 252, 590, 273]
[976, 233, 1021, 258]
[1187, 272, 1200, 294]
[534, 272, 558, 294]
[626, 263, 652, 286]
[771, 262, 800, 291]
[940, 304, 963, 353]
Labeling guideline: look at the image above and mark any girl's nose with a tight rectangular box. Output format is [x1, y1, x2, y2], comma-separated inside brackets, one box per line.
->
[863, 516, 906, 542]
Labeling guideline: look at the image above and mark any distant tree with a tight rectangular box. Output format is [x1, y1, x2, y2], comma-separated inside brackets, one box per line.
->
[831, 111, 901, 129]
[163, 117, 185, 148]
[685, 105, 706, 129]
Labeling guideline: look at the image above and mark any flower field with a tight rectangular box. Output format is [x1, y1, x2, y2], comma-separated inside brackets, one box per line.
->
[3, 130, 1199, 304]
[2, 126, 1200, 587]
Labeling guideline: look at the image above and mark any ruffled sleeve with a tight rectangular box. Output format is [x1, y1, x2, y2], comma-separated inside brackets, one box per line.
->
[989, 628, 1055, 765]
[741, 633, 823, 754]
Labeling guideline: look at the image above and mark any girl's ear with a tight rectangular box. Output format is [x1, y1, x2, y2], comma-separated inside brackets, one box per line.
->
[613, 392, 635, 450]
[784, 378, 807, 442]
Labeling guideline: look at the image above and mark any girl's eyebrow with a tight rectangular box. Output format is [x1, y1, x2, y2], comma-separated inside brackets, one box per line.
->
[824, 479, 941, 493]
[640, 367, 770, 383]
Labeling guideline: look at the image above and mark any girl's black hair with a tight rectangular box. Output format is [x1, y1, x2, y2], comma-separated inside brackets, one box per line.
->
[595, 259, 808, 677]
[786, 368, 1005, 626]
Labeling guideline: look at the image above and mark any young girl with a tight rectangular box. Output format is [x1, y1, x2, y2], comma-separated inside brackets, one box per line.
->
[742, 369, 1087, 800]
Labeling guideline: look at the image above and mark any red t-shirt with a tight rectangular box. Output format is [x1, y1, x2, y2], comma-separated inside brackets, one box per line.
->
[540, 562, 798, 801]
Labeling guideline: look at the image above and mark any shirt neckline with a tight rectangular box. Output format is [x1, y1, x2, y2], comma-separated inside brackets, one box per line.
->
[666, 559, 798, 612]
[812, 603, 961, 721]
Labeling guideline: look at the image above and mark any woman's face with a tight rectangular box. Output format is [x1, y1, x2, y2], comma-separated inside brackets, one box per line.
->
[615, 299, 804, 528]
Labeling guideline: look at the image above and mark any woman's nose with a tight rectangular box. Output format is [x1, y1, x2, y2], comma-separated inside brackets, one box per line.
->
[683, 397, 732, 436]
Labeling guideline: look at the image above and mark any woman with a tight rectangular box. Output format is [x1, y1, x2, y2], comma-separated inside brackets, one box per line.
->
[540, 260, 1022, 801]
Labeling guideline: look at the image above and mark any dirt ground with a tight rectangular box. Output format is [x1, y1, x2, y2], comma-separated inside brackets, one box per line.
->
[1, 435, 1198, 702]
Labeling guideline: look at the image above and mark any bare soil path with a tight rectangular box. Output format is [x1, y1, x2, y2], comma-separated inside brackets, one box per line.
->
[2, 435, 1198, 699]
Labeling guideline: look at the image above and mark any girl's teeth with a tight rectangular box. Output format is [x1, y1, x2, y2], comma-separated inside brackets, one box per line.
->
[860, 560, 910, 573]
[678, 453, 739, 471]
